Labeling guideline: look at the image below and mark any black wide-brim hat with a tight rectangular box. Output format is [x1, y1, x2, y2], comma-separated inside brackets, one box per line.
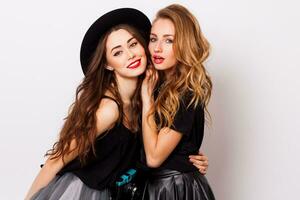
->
[80, 8, 151, 75]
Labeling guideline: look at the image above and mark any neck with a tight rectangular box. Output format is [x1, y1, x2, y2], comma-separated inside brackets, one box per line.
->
[163, 66, 176, 80]
[115, 75, 138, 105]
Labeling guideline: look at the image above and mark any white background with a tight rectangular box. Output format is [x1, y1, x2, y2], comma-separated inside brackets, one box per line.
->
[0, 0, 299, 199]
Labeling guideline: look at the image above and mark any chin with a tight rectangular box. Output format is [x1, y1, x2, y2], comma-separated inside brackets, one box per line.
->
[154, 62, 176, 71]
[130, 66, 146, 77]
[153, 64, 167, 70]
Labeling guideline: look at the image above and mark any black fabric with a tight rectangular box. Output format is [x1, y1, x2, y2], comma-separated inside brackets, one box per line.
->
[57, 114, 140, 190]
[142, 169, 215, 200]
[140, 92, 205, 172]
[171, 95, 198, 136]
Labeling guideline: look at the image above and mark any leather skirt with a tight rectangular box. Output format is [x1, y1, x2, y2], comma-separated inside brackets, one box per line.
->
[141, 169, 215, 200]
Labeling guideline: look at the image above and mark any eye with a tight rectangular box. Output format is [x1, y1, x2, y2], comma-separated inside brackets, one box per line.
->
[150, 37, 157, 42]
[113, 51, 122, 56]
[165, 39, 173, 44]
[130, 42, 138, 48]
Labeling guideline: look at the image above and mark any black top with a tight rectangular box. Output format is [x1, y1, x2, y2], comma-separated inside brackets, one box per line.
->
[139, 92, 205, 172]
[57, 97, 139, 190]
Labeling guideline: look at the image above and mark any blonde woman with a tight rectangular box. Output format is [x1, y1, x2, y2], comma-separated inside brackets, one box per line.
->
[141, 4, 215, 199]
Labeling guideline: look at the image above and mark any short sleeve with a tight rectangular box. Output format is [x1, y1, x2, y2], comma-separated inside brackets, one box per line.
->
[171, 98, 196, 135]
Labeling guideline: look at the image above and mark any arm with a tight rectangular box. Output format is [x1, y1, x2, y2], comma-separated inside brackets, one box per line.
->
[25, 98, 119, 199]
[142, 100, 183, 168]
[141, 69, 183, 168]
[24, 148, 76, 200]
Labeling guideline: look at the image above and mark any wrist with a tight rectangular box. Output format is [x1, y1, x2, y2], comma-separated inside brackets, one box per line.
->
[143, 98, 154, 108]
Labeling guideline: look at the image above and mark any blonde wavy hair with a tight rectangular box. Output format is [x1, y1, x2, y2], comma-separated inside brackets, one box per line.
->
[152, 4, 212, 129]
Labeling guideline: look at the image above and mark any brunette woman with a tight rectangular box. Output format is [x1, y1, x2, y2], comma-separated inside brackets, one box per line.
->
[25, 8, 151, 200]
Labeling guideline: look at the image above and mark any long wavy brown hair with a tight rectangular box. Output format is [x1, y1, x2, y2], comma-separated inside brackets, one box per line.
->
[151, 4, 213, 129]
[46, 24, 149, 165]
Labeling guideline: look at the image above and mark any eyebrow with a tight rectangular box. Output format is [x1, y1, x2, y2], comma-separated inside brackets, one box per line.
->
[150, 33, 174, 37]
[110, 37, 136, 53]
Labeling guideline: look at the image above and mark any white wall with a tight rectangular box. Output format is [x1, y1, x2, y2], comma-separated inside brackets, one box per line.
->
[0, 0, 299, 199]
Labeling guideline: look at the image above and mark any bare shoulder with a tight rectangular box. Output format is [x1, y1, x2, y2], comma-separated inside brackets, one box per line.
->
[95, 97, 120, 136]
[97, 97, 119, 116]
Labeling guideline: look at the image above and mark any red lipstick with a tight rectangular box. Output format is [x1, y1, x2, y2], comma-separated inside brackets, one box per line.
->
[153, 55, 164, 64]
[127, 59, 141, 69]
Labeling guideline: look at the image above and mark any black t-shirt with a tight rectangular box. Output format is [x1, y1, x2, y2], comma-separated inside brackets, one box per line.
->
[57, 98, 140, 190]
[140, 93, 205, 172]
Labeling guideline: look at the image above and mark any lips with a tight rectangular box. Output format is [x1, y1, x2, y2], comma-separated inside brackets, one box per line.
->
[127, 59, 141, 69]
[153, 55, 164, 64]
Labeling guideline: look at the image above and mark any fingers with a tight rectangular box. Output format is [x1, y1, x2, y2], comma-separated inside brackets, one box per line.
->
[189, 158, 208, 167]
[192, 162, 207, 175]
[146, 69, 158, 86]
[189, 155, 209, 175]
[144, 70, 153, 86]
[189, 155, 208, 162]
[190, 155, 209, 175]
[154, 70, 159, 82]
[143, 69, 158, 96]
[148, 69, 158, 87]
[145, 69, 154, 80]
[160, 127, 171, 135]
[145, 69, 151, 79]
[199, 167, 207, 175]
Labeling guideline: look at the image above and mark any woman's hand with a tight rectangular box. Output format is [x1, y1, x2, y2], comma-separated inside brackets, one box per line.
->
[189, 151, 209, 175]
[141, 67, 158, 104]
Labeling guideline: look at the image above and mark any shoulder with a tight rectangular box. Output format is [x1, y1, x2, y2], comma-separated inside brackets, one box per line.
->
[96, 97, 120, 126]
[179, 91, 194, 108]
[180, 90, 203, 110]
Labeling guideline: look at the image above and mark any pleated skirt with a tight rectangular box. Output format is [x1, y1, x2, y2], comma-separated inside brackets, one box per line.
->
[142, 169, 215, 200]
[31, 173, 111, 200]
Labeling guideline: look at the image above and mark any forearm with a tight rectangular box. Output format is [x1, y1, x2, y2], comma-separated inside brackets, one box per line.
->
[142, 99, 183, 168]
[25, 157, 64, 200]
[142, 102, 160, 166]
[25, 140, 78, 199]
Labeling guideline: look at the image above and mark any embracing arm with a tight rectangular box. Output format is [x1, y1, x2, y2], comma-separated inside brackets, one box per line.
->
[25, 98, 119, 199]
[142, 103, 210, 172]
[142, 101, 183, 168]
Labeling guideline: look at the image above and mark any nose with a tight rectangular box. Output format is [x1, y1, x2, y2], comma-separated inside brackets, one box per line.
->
[154, 41, 162, 53]
[126, 49, 135, 60]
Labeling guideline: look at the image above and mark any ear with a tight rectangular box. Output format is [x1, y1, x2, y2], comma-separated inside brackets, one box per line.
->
[105, 65, 114, 71]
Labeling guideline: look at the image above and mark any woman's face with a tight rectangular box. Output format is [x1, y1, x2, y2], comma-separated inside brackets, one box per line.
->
[106, 29, 147, 78]
[148, 18, 177, 72]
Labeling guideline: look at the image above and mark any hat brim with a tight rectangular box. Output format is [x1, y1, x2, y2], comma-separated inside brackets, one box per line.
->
[80, 8, 151, 75]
